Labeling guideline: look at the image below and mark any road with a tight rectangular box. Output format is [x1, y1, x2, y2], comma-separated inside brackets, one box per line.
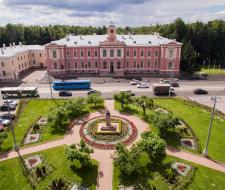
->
[17, 81, 225, 99]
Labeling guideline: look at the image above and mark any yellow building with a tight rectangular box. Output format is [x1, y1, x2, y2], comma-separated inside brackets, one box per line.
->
[0, 42, 46, 80]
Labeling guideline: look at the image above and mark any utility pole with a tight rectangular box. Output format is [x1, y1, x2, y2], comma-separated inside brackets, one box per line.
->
[7, 101, 19, 151]
[203, 96, 218, 157]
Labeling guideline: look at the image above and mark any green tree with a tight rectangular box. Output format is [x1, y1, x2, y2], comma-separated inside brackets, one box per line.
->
[134, 96, 154, 115]
[87, 93, 103, 107]
[137, 131, 166, 163]
[113, 91, 132, 109]
[64, 98, 85, 118]
[66, 145, 92, 168]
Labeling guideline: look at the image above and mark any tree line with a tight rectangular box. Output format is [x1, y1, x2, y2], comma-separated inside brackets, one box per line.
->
[0, 18, 225, 73]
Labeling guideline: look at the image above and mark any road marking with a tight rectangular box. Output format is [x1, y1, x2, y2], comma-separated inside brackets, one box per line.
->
[189, 96, 225, 103]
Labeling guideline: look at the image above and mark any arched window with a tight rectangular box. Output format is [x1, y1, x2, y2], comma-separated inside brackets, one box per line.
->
[110, 50, 114, 57]
[117, 61, 121, 69]
[54, 63, 57, 70]
[74, 62, 77, 68]
[95, 61, 98, 68]
[88, 61, 91, 67]
[53, 51, 57, 59]
[117, 49, 121, 57]
[141, 61, 143, 68]
[88, 51, 91, 57]
[103, 50, 107, 57]
[103, 62, 107, 69]
[126, 61, 129, 67]
[168, 62, 173, 70]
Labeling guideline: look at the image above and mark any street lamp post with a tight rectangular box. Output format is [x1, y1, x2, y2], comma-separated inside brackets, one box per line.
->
[7, 102, 19, 151]
[169, 69, 173, 96]
[203, 96, 218, 156]
[47, 71, 54, 100]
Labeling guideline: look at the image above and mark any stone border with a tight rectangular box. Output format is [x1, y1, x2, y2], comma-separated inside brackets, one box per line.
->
[79, 116, 138, 150]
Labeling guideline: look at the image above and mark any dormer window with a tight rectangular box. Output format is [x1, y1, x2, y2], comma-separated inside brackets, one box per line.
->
[88, 41, 91, 44]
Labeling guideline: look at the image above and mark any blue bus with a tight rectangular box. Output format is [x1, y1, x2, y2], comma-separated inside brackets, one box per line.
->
[52, 80, 91, 90]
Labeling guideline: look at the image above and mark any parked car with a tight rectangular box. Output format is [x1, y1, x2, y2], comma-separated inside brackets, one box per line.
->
[87, 90, 101, 95]
[193, 88, 208, 95]
[3, 100, 17, 106]
[121, 90, 135, 96]
[130, 79, 139, 85]
[59, 91, 72, 97]
[1, 113, 15, 120]
[0, 104, 16, 111]
[171, 82, 179, 87]
[137, 82, 149, 88]
[0, 118, 11, 126]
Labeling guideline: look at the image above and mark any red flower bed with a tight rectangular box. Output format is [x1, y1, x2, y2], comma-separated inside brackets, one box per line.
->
[79, 115, 138, 150]
[177, 164, 186, 172]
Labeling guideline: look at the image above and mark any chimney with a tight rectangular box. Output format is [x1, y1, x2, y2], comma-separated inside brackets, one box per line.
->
[80, 35, 83, 40]
[13, 42, 16, 47]
[19, 42, 22, 46]
[9, 43, 12, 48]
[3, 44, 6, 49]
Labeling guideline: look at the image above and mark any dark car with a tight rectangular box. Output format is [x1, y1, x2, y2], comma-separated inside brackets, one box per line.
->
[87, 90, 101, 95]
[0, 104, 16, 111]
[193, 88, 208, 95]
[59, 91, 72, 97]
[171, 82, 179, 87]
[1, 113, 15, 120]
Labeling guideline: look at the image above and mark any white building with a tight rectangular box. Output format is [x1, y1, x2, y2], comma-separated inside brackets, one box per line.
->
[0, 43, 46, 81]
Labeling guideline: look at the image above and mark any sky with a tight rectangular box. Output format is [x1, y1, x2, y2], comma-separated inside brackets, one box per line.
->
[0, 0, 225, 26]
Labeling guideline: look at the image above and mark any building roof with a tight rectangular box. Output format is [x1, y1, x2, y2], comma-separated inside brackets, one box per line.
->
[48, 34, 181, 47]
[0, 45, 45, 58]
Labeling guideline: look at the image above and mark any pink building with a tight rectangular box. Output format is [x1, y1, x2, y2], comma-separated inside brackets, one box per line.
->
[46, 25, 182, 77]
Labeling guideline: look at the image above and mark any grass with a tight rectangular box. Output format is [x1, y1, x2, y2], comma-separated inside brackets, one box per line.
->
[0, 99, 104, 153]
[113, 154, 225, 190]
[201, 68, 225, 74]
[0, 145, 98, 190]
[114, 99, 225, 163]
[155, 98, 225, 162]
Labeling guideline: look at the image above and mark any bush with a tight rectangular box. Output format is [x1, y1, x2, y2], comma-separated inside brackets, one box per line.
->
[164, 168, 176, 183]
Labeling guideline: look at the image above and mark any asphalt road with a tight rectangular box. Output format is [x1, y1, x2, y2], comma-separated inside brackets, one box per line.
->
[19, 81, 225, 99]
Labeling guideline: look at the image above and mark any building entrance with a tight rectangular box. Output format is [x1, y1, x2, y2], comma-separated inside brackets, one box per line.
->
[110, 61, 114, 73]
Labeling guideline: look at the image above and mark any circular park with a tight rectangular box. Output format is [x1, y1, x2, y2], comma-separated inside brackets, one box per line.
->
[80, 111, 138, 149]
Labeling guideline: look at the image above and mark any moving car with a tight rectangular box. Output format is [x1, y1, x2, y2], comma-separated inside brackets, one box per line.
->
[171, 82, 179, 87]
[130, 79, 139, 85]
[59, 91, 72, 97]
[3, 100, 17, 106]
[193, 88, 208, 95]
[0, 104, 16, 111]
[137, 82, 149, 88]
[0, 113, 15, 120]
[87, 90, 101, 95]
[0, 118, 10, 126]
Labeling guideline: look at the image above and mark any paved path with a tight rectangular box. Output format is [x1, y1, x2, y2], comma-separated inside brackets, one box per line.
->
[1, 100, 225, 190]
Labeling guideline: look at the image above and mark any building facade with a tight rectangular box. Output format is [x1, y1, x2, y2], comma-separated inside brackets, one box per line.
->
[0, 43, 46, 80]
[46, 25, 182, 77]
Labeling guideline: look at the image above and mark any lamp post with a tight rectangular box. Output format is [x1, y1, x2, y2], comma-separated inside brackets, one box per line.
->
[203, 96, 218, 156]
[7, 101, 19, 151]
[47, 71, 54, 100]
[169, 68, 173, 96]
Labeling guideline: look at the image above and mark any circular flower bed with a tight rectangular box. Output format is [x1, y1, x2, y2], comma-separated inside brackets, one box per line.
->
[87, 118, 129, 142]
[79, 116, 138, 150]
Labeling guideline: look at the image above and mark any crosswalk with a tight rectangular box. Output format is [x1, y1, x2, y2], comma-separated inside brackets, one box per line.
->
[189, 96, 225, 103]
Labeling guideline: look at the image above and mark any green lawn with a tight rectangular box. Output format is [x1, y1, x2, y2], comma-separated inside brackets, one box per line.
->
[0, 145, 98, 190]
[0, 99, 104, 153]
[113, 155, 225, 190]
[201, 68, 225, 74]
[155, 98, 225, 162]
[114, 98, 225, 162]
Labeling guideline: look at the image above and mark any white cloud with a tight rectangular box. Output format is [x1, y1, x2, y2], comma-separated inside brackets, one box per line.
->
[0, 0, 224, 26]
